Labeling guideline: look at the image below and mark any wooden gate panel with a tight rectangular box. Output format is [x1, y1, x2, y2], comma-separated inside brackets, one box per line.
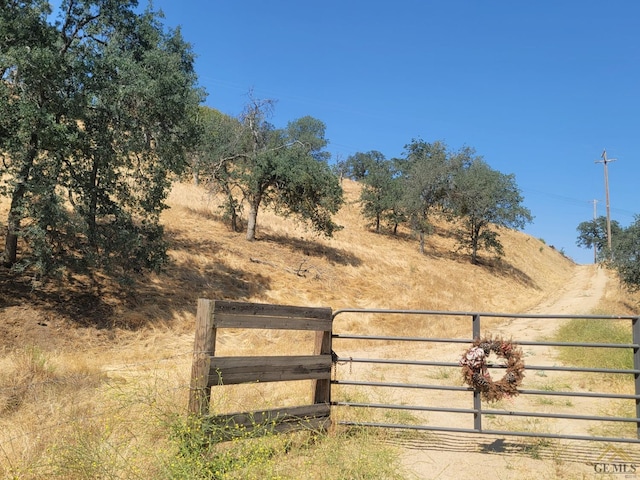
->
[189, 299, 333, 436]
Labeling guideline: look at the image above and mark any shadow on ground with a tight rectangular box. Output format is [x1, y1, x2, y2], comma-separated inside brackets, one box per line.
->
[261, 232, 362, 267]
[384, 430, 640, 465]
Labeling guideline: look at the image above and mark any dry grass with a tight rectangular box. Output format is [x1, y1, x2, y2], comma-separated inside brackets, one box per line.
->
[594, 272, 640, 316]
[157, 180, 577, 337]
[2, 179, 638, 478]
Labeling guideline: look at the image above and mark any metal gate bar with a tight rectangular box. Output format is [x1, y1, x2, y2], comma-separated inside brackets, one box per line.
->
[336, 401, 640, 423]
[335, 356, 640, 375]
[334, 380, 640, 400]
[335, 333, 637, 349]
[337, 421, 640, 444]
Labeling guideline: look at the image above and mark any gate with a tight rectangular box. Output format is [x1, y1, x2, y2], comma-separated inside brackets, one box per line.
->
[189, 300, 640, 444]
[331, 309, 640, 444]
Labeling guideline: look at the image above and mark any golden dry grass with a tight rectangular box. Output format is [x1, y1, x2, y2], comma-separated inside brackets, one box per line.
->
[161, 180, 575, 317]
[155, 179, 577, 343]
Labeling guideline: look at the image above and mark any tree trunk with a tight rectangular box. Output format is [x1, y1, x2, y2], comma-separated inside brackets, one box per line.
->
[3, 185, 27, 266]
[87, 158, 99, 248]
[470, 224, 480, 265]
[246, 199, 259, 241]
[229, 196, 239, 232]
[4, 215, 20, 267]
[221, 183, 240, 232]
[471, 243, 478, 265]
[3, 134, 38, 266]
[419, 231, 425, 255]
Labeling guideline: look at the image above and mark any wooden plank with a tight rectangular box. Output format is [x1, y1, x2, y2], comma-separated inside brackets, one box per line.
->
[208, 355, 332, 385]
[213, 312, 332, 331]
[210, 404, 331, 439]
[188, 299, 217, 416]
[213, 404, 331, 428]
[210, 416, 331, 440]
[213, 300, 332, 320]
[269, 415, 331, 434]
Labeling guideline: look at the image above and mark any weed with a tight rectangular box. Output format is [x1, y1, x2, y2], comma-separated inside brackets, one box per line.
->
[383, 409, 421, 425]
[0, 354, 407, 480]
[535, 383, 572, 392]
[524, 438, 554, 460]
[428, 367, 453, 379]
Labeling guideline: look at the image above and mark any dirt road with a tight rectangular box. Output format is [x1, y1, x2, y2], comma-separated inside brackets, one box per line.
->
[489, 264, 609, 368]
[493, 264, 609, 340]
[527, 264, 609, 316]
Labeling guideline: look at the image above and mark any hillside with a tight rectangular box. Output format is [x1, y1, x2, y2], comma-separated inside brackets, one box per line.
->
[0, 179, 582, 350]
[0, 179, 580, 351]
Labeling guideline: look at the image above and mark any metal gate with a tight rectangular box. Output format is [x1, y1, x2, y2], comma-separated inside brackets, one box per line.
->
[330, 309, 640, 444]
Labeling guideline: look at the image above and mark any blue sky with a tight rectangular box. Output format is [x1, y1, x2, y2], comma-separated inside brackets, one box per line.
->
[57, 1, 640, 264]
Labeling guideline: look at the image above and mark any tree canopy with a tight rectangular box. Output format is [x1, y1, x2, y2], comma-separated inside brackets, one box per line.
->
[349, 140, 532, 263]
[191, 99, 343, 241]
[1, 0, 203, 278]
[449, 157, 533, 264]
[345, 151, 400, 233]
[578, 215, 640, 291]
[398, 140, 452, 254]
[576, 216, 623, 262]
[612, 217, 640, 291]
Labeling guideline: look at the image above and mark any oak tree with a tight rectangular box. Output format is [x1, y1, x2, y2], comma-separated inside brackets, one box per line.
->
[1, 0, 203, 277]
[449, 157, 532, 264]
[576, 216, 622, 262]
[347, 151, 398, 233]
[397, 140, 452, 253]
[200, 97, 343, 242]
[610, 216, 640, 290]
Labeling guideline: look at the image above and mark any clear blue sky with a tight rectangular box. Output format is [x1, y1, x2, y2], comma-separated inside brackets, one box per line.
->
[60, 1, 640, 264]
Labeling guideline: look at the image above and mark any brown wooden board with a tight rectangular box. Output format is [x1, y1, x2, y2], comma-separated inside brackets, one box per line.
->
[212, 404, 331, 428]
[208, 404, 331, 440]
[313, 328, 333, 404]
[212, 312, 332, 331]
[213, 300, 332, 320]
[188, 299, 217, 415]
[208, 354, 332, 385]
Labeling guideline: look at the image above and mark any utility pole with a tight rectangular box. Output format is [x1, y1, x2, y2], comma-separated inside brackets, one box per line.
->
[595, 149, 616, 251]
[592, 199, 598, 263]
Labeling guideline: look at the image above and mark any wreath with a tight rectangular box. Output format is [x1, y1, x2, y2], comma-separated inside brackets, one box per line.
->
[460, 337, 525, 402]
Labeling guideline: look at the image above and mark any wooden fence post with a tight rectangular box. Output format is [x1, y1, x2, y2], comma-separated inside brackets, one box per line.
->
[312, 314, 333, 405]
[188, 298, 216, 416]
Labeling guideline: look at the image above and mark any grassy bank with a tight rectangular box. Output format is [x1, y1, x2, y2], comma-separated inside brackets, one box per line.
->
[555, 318, 632, 371]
